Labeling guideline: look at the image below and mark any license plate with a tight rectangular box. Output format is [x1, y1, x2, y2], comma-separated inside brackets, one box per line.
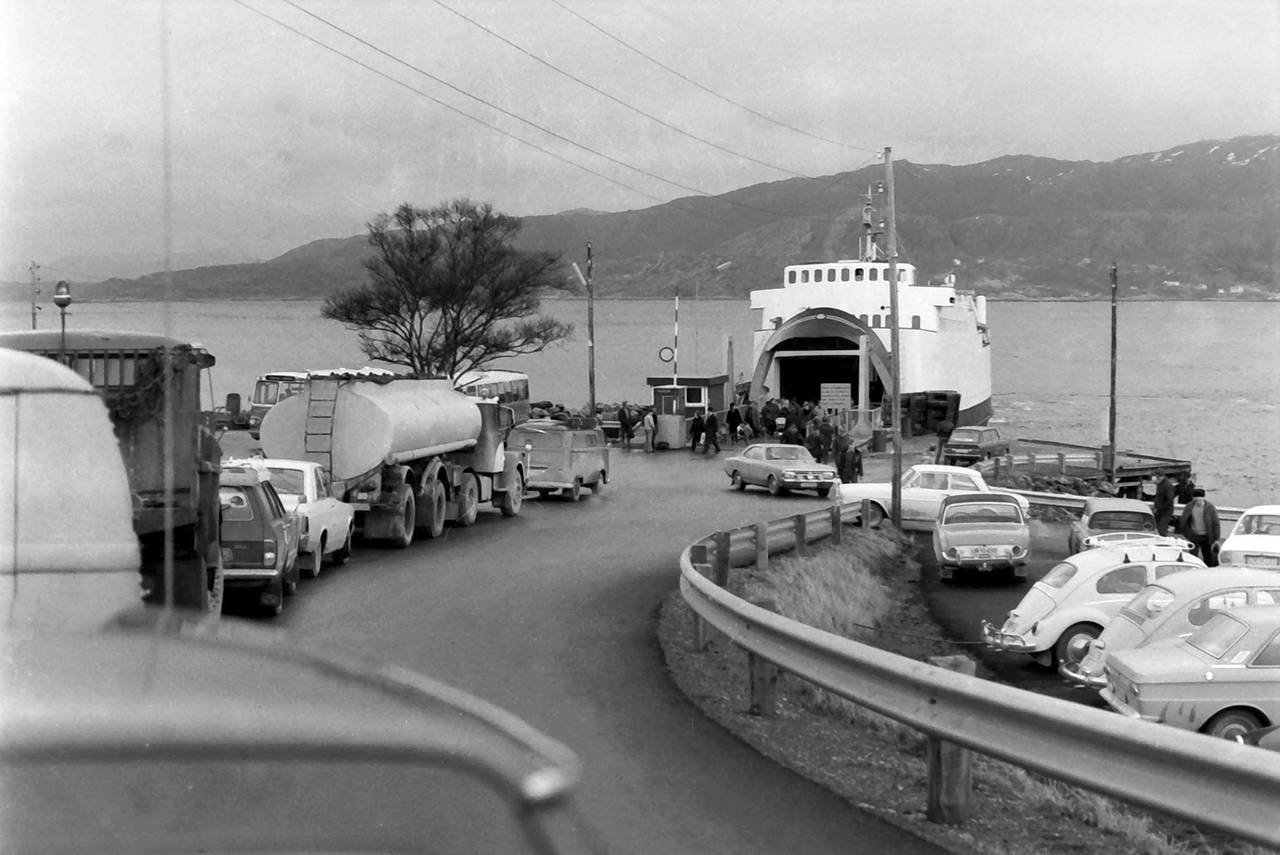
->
[973, 547, 997, 557]
[1247, 554, 1280, 567]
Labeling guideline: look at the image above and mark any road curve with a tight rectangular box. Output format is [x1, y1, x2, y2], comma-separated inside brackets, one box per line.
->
[264, 446, 947, 854]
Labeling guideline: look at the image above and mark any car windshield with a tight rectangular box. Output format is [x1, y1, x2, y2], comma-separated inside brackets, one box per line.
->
[942, 502, 1021, 524]
[765, 446, 813, 461]
[1121, 585, 1176, 624]
[1090, 511, 1155, 532]
[1186, 613, 1250, 659]
[267, 468, 307, 496]
[948, 428, 981, 443]
[1040, 561, 1079, 588]
[1233, 513, 1280, 536]
[513, 429, 565, 449]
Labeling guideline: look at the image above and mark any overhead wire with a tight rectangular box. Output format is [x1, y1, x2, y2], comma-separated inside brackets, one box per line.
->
[248, 0, 884, 226]
[545, 0, 878, 156]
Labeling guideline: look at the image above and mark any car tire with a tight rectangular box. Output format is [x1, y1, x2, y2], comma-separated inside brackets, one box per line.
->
[731, 471, 747, 491]
[1203, 708, 1264, 741]
[457, 474, 480, 527]
[767, 475, 782, 496]
[864, 503, 885, 529]
[568, 477, 583, 502]
[263, 577, 284, 618]
[302, 535, 324, 579]
[331, 527, 352, 566]
[1053, 623, 1100, 669]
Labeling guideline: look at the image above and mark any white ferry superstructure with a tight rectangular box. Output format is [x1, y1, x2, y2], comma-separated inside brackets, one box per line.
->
[746, 231, 993, 427]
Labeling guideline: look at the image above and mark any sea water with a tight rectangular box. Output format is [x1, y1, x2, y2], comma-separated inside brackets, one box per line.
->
[2, 298, 1275, 507]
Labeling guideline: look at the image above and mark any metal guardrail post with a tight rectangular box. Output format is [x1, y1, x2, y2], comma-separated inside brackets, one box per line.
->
[926, 655, 976, 824]
[690, 542, 712, 650]
[748, 598, 780, 717]
[792, 514, 807, 556]
[829, 505, 842, 545]
[755, 522, 769, 571]
[1058, 452, 1067, 474]
[713, 531, 730, 587]
[690, 543, 709, 566]
[993, 457, 1003, 479]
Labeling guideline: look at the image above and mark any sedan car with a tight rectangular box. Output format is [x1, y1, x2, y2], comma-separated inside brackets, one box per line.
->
[723, 443, 838, 497]
[1216, 505, 1280, 570]
[219, 459, 302, 616]
[1103, 605, 1280, 740]
[839, 464, 1029, 531]
[932, 492, 1030, 582]
[1063, 567, 1280, 688]
[940, 426, 1010, 466]
[264, 458, 356, 578]
[981, 544, 1205, 669]
[1067, 497, 1157, 555]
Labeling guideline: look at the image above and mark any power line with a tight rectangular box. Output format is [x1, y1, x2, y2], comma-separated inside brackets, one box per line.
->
[249, 1, 879, 226]
[429, 0, 830, 181]
[546, 0, 877, 156]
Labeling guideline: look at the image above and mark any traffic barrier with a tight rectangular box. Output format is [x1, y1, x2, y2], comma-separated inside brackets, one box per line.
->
[678, 497, 1280, 846]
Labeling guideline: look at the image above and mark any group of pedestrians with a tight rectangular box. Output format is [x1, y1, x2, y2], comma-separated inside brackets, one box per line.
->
[1153, 470, 1221, 566]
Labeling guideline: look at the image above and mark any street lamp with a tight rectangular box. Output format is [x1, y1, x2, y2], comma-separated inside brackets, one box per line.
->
[53, 281, 71, 363]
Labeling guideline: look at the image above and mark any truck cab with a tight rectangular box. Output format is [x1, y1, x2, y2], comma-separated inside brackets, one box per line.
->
[0, 348, 142, 630]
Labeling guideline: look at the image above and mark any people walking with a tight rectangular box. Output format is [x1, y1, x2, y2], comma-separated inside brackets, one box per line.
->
[689, 410, 705, 452]
[617, 402, 633, 450]
[642, 408, 656, 452]
[703, 410, 721, 454]
[1178, 487, 1221, 566]
[1153, 472, 1177, 535]
[726, 405, 742, 445]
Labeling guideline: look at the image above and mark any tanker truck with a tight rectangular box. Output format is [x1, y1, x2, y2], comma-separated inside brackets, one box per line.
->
[259, 375, 527, 547]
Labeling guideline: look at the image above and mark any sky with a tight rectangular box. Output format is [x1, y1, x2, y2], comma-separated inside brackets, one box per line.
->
[2, 0, 1278, 280]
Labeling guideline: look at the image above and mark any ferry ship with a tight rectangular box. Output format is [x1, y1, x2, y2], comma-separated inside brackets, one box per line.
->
[746, 206, 992, 428]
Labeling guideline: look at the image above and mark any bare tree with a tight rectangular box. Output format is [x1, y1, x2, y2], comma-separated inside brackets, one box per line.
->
[323, 199, 575, 377]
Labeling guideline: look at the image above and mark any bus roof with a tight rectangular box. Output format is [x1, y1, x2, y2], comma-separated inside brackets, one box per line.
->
[454, 368, 528, 387]
[0, 329, 207, 353]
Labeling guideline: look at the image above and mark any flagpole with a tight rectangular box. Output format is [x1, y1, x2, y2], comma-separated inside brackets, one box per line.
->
[1108, 262, 1118, 483]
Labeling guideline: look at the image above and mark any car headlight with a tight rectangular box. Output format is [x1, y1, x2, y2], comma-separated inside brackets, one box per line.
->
[783, 470, 797, 478]
[1218, 550, 1236, 564]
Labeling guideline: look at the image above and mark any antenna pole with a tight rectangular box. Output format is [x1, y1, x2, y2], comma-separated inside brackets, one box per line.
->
[885, 148, 903, 527]
[28, 261, 41, 329]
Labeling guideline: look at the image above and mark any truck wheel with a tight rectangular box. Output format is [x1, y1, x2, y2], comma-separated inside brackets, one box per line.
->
[457, 474, 480, 527]
[419, 479, 447, 539]
[391, 489, 416, 549]
[499, 475, 524, 517]
[331, 527, 352, 566]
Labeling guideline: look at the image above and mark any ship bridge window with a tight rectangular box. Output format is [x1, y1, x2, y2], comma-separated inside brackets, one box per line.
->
[840, 269, 850, 282]
[854, 268, 864, 282]
[872, 314, 882, 327]
[788, 270, 797, 284]
[801, 269, 810, 283]
[814, 269, 824, 282]
[869, 268, 879, 281]
[827, 267, 836, 280]
[899, 269, 910, 283]
[912, 316, 921, 329]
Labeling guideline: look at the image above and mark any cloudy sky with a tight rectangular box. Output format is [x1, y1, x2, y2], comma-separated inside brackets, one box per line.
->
[2, 0, 1277, 279]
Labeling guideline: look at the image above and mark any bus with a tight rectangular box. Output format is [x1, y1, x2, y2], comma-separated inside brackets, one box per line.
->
[454, 369, 531, 423]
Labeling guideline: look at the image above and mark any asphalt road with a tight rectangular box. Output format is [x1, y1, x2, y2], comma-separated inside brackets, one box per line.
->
[232, 441, 948, 855]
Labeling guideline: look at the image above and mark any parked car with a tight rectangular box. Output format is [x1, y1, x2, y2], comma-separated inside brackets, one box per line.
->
[1078, 531, 1194, 552]
[1217, 505, 1280, 570]
[981, 544, 1205, 669]
[510, 418, 609, 501]
[1067, 497, 1157, 555]
[1062, 567, 1280, 688]
[219, 459, 302, 616]
[932, 492, 1031, 582]
[722, 442, 839, 497]
[1102, 605, 1280, 740]
[1, 608, 596, 854]
[840, 464, 1029, 531]
[940, 426, 1010, 466]
[263, 458, 356, 578]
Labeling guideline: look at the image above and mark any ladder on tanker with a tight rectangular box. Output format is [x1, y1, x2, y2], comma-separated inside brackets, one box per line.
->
[301, 378, 339, 475]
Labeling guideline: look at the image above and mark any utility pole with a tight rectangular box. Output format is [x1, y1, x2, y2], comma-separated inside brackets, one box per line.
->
[28, 261, 41, 329]
[885, 147, 903, 528]
[586, 243, 596, 417]
[1108, 262, 1119, 484]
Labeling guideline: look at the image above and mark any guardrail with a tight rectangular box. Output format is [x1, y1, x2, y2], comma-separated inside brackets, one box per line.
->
[678, 499, 1280, 847]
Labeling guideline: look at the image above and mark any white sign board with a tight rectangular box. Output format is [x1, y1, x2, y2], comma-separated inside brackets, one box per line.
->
[819, 383, 851, 413]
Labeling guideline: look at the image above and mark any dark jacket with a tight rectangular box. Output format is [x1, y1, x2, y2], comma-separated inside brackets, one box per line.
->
[1153, 476, 1177, 516]
[1178, 499, 1221, 544]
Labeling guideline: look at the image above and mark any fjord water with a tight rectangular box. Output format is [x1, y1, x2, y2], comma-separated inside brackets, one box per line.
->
[2, 298, 1275, 507]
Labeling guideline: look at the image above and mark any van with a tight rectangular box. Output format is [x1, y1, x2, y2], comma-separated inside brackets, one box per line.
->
[510, 418, 610, 502]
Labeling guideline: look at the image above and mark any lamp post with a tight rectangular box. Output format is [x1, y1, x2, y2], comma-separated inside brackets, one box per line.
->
[53, 280, 71, 364]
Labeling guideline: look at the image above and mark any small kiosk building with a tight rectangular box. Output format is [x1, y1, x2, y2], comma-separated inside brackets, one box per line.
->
[646, 373, 729, 450]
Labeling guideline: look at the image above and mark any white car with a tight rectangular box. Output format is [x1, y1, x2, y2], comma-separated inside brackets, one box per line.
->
[1216, 505, 1280, 570]
[981, 545, 1205, 669]
[263, 459, 356, 578]
[839, 464, 1029, 531]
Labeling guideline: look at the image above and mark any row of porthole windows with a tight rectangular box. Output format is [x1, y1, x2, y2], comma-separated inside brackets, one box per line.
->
[787, 266, 911, 285]
[859, 314, 922, 329]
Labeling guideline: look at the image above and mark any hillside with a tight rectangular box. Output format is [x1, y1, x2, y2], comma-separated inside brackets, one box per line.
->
[27, 135, 1280, 302]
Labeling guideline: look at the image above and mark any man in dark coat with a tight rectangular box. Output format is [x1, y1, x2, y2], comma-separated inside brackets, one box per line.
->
[1153, 472, 1177, 535]
[689, 411, 705, 451]
[725, 406, 742, 445]
[702, 410, 720, 454]
[617, 402, 634, 450]
[1178, 488, 1221, 566]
